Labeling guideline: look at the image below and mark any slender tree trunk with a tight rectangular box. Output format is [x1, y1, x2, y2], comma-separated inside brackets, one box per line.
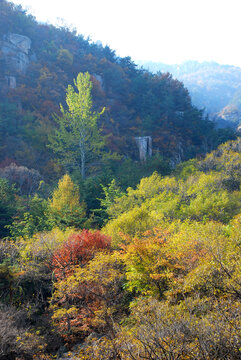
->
[79, 140, 85, 179]
[81, 152, 85, 179]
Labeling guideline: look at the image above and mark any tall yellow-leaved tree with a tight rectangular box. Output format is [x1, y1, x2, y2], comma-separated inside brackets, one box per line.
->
[49, 174, 86, 229]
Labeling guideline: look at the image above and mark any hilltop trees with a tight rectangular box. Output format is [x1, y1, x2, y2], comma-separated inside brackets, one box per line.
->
[49, 72, 105, 178]
[0, 0, 237, 183]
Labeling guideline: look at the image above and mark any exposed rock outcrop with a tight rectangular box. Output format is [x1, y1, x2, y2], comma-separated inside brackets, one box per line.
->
[0, 32, 32, 110]
[5, 75, 16, 89]
[135, 136, 152, 161]
[1, 33, 31, 74]
[0, 32, 31, 96]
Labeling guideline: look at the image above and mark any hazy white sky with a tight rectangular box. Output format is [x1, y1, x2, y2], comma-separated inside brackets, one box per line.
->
[10, 0, 241, 67]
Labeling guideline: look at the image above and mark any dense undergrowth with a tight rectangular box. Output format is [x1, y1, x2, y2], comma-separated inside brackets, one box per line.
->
[0, 139, 240, 359]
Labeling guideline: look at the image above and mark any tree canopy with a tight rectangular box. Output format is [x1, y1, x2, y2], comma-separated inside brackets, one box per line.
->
[49, 72, 105, 178]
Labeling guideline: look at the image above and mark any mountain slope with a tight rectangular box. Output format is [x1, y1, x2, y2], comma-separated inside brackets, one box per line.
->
[0, 1, 236, 180]
[138, 60, 241, 126]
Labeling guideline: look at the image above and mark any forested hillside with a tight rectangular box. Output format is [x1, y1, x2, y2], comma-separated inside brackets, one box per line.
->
[0, 1, 240, 359]
[138, 60, 241, 126]
[0, 1, 235, 179]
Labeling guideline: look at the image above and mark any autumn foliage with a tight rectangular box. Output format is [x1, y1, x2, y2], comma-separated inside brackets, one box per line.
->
[0, 1, 241, 355]
[52, 229, 111, 280]
[1, 139, 241, 358]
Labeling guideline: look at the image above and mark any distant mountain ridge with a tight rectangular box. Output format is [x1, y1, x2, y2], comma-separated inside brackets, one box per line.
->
[137, 60, 241, 127]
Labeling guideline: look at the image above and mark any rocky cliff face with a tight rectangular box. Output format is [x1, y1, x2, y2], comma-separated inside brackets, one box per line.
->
[0, 32, 31, 91]
[1, 33, 31, 73]
[135, 136, 152, 161]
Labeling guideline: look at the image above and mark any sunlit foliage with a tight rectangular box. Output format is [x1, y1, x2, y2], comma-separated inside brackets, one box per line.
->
[48, 174, 87, 229]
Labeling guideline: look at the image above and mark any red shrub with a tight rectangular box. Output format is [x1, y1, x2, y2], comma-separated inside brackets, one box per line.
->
[52, 229, 111, 279]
